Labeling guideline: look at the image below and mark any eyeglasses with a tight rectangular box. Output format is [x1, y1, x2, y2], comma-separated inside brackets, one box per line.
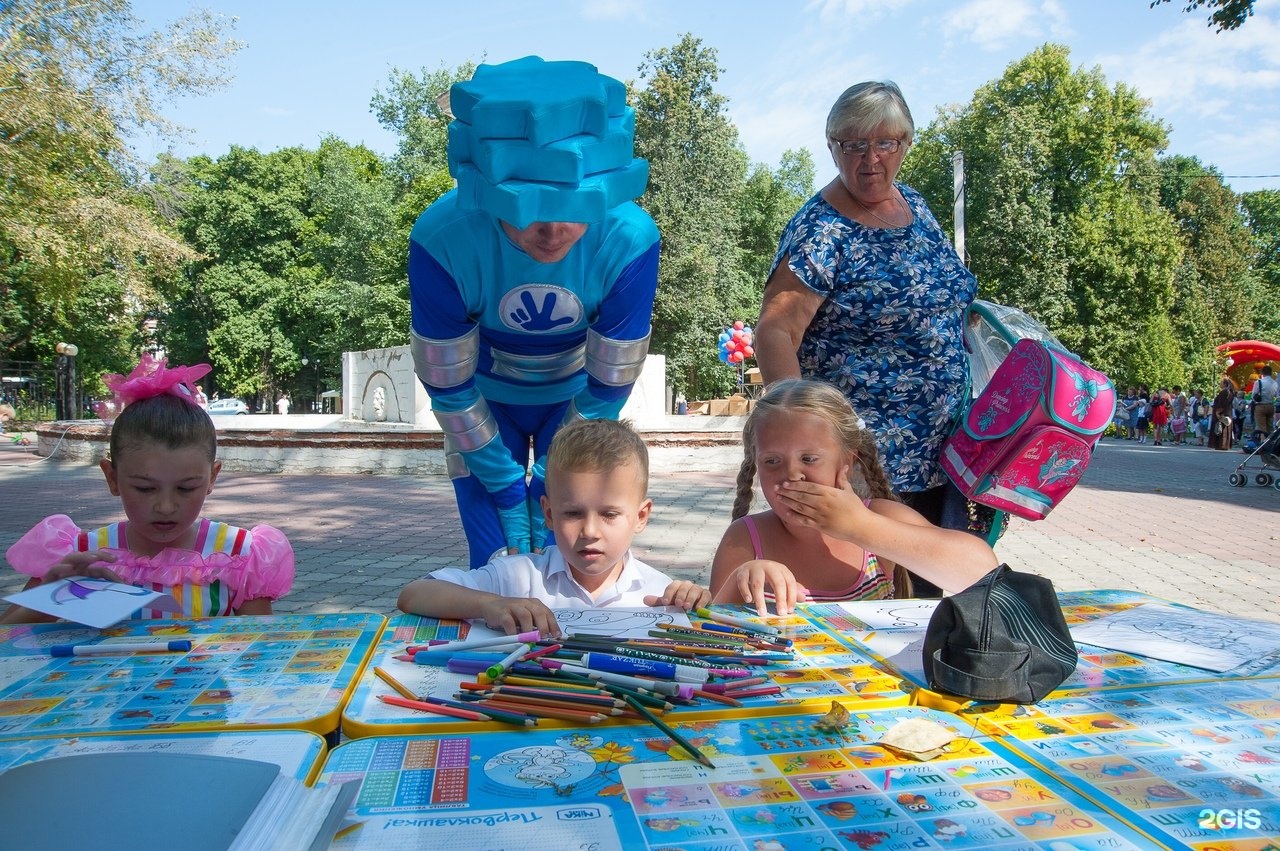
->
[832, 138, 904, 157]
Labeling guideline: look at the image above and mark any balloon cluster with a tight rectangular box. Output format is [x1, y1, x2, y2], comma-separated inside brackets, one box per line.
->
[718, 321, 755, 365]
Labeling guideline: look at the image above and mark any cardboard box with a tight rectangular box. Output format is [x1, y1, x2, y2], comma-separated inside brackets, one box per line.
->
[708, 399, 730, 417]
[727, 395, 749, 416]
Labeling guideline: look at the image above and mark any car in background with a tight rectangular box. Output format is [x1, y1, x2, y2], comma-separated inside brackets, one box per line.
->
[207, 398, 250, 416]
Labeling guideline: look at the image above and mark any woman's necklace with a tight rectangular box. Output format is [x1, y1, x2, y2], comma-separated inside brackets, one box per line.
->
[848, 187, 909, 229]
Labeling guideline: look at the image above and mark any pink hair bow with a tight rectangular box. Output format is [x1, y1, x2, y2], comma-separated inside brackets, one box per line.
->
[93, 352, 212, 421]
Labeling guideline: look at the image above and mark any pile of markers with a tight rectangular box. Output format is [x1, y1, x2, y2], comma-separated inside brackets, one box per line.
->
[373, 608, 795, 769]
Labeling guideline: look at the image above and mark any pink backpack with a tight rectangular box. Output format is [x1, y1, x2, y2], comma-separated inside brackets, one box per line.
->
[942, 338, 1116, 520]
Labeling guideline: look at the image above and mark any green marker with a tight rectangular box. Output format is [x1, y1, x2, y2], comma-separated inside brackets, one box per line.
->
[484, 643, 532, 681]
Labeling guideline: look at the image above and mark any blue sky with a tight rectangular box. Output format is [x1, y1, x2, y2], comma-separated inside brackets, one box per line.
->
[131, 0, 1280, 193]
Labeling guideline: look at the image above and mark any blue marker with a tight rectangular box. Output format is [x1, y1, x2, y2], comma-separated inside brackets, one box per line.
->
[51, 640, 192, 657]
[581, 652, 709, 683]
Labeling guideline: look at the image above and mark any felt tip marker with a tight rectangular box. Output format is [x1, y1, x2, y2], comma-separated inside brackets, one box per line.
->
[548, 661, 695, 699]
[484, 643, 533, 681]
[580, 652, 710, 683]
[694, 607, 781, 636]
[50, 640, 192, 657]
[415, 630, 540, 653]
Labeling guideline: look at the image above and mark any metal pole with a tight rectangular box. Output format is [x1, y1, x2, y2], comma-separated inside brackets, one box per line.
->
[952, 151, 966, 263]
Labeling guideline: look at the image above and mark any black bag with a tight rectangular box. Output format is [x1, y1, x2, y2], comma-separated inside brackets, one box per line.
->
[922, 564, 1077, 704]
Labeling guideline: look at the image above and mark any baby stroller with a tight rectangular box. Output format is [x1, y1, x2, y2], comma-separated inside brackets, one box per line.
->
[1228, 425, 1280, 490]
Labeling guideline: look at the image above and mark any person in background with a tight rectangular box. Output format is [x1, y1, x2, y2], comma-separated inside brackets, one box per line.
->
[1169, 386, 1188, 445]
[1211, 378, 1235, 451]
[753, 81, 978, 597]
[1, 354, 294, 624]
[409, 57, 658, 568]
[397, 418, 709, 636]
[1120, 386, 1140, 440]
[1253, 365, 1277, 436]
[1149, 388, 1169, 446]
[709, 379, 995, 615]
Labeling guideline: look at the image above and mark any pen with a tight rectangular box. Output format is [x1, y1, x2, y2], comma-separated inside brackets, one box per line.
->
[621, 694, 717, 769]
[50, 640, 192, 657]
[694, 607, 782, 637]
[373, 666, 419, 701]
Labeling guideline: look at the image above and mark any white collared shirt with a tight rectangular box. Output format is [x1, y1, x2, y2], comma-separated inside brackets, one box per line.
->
[427, 546, 674, 608]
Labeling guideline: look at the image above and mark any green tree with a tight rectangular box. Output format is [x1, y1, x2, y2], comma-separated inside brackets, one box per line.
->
[370, 60, 474, 223]
[0, 0, 239, 376]
[1239, 189, 1280, 343]
[633, 34, 751, 399]
[1157, 156, 1258, 385]
[738, 149, 814, 296]
[900, 44, 1182, 386]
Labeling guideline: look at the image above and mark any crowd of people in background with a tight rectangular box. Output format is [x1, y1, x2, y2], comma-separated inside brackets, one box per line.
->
[1111, 369, 1277, 452]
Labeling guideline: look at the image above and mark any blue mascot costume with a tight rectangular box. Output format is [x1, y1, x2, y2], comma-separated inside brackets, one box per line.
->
[409, 56, 659, 567]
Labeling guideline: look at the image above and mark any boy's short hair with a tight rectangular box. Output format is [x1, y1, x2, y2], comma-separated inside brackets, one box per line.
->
[546, 418, 649, 494]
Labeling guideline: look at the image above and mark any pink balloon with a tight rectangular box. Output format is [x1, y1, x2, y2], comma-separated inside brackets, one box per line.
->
[733, 320, 745, 330]
[724, 340, 738, 352]
[730, 350, 745, 363]
[743, 346, 755, 357]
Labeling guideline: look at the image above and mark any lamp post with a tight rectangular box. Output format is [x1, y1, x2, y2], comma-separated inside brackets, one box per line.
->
[54, 342, 79, 421]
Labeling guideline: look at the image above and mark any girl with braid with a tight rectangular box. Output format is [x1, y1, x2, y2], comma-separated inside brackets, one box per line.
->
[709, 379, 996, 615]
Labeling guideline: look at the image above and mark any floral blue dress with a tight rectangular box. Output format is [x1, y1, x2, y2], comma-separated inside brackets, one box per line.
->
[771, 184, 977, 493]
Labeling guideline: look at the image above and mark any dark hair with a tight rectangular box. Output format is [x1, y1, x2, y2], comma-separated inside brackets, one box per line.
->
[546, 418, 649, 496]
[108, 394, 217, 464]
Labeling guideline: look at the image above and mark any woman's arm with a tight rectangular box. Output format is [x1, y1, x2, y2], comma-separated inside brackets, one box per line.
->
[775, 477, 996, 594]
[754, 260, 825, 385]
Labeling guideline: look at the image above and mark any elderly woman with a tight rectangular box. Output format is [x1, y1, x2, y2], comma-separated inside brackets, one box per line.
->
[754, 81, 977, 596]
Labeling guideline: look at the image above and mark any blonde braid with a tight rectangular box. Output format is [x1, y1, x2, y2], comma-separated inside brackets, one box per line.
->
[731, 456, 757, 520]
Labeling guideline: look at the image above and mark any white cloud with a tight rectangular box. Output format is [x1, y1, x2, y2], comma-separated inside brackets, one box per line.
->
[580, 0, 647, 22]
[940, 0, 1071, 51]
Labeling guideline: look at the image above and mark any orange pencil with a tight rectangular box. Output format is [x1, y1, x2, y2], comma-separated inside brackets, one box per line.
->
[377, 693, 491, 722]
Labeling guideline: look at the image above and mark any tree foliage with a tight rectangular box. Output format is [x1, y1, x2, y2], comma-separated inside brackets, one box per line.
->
[158, 140, 405, 406]
[901, 44, 1184, 387]
[0, 0, 239, 377]
[1150, 0, 1257, 31]
[632, 34, 753, 399]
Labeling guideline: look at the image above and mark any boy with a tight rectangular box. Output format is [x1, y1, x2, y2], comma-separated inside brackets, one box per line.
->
[397, 418, 709, 636]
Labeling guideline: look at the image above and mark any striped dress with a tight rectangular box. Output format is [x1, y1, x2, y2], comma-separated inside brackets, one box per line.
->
[6, 516, 295, 618]
[742, 514, 894, 602]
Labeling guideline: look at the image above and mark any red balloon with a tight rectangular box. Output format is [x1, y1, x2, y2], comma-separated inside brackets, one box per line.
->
[730, 350, 745, 363]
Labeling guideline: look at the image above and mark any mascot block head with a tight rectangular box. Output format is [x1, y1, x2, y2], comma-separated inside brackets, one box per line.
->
[446, 56, 649, 228]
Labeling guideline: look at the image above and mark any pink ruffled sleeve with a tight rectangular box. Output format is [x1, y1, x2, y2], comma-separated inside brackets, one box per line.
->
[5, 515, 83, 578]
[232, 524, 295, 606]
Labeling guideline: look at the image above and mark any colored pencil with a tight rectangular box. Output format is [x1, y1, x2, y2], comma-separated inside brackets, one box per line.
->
[415, 630, 540, 653]
[621, 694, 717, 769]
[377, 693, 490, 722]
[694, 607, 782, 636]
[373, 666, 419, 700]
[692, 688, 744, 707]
[421, 694, 538, 727]
[719, 685, 783, 699]
[467, 692, 633, 717]
[474, 698, 606, 724]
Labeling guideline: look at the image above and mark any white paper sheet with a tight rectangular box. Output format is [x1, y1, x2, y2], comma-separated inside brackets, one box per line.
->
[4, 576, 180, 628]
[1069, 603, 1280, 673]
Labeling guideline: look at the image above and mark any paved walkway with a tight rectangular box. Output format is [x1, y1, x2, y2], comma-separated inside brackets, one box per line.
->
[2, 433, 1277, 622]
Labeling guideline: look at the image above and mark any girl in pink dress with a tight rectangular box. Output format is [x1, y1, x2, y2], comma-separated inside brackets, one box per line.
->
[708, 379, 997, 615]
[1, 354, 294, 624]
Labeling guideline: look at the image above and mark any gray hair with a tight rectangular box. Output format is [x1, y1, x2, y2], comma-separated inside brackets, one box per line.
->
[826, 80, 914, 141]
